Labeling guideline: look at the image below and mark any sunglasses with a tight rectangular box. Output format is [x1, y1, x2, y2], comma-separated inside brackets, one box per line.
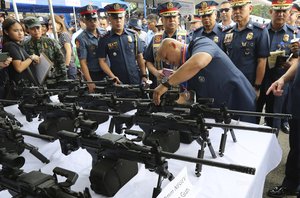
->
[202, 13, 213, 18]
[219, 8, 230, 12]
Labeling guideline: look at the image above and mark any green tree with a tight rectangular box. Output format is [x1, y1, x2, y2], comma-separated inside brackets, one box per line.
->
[252, 4, 271, 19]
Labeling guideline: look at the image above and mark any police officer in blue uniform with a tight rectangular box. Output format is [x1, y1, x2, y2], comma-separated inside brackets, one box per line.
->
[267, 47, 300, 197]
[287, 3, 300, 27]
[191, 1, 225, 47]
[222, 0, 270, 98]
[97, 3, 146, 85]
[76, 5, 107, 92]
[257, 0, 300, 131]
[152, 37, 256, 123]
[144, 2, 189, 89]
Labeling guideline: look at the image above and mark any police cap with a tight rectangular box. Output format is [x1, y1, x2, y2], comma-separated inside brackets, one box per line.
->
[268, 0, 295, 10]
[157, 2, 181, 17]
[104, 3, 127, 18]
[38, 16, 48, 25]
[78, 5, 99, 19]
[228, 0, 252, 8]
[291, 3, 300, 14]
[128, 18, 142, 30]
[195, 1, 218, 16]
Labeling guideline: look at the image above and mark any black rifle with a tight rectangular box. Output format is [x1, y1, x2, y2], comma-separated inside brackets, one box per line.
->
[0, 114, 54, 163]
[106, 109, 277, 176]
[18, 100, 121, 138]
[135, 100, 290, 156]
[58, 128, 255, 198]
[0, 148, 91, 198]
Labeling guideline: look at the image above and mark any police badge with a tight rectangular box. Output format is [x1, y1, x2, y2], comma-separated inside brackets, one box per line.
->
[167, 2, 174, 9]
[283, 34, 289, 42]
[114, 3, 121, 10]
[213, 36, 219, 43]
[246, 32, 253, 40]
[128, 35, 133, 43]
[87, 5, 93, 11]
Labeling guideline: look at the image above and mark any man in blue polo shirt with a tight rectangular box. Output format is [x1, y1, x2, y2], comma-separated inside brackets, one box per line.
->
[152, 37, 256, 123]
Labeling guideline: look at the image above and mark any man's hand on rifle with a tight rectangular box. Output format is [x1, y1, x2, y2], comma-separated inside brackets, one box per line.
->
[153, 84, 168, 105]
[87, 83, 96, 93]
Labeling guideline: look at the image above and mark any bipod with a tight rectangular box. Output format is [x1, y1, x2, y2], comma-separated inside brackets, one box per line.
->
[194, 117, 217, 177]
[218, 106, 237, 157]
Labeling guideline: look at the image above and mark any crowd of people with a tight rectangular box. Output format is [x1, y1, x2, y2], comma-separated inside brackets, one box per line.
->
[0, 0, 300, 197]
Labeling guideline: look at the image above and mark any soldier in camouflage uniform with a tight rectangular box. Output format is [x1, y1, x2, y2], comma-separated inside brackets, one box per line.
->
[23, 17, 67, 87]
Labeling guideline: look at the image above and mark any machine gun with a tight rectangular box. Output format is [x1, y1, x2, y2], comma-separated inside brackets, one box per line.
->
[0, 148, 91, 198]
[0, 113, 54, 163]
[135, 99, 290, 156]
[105, 109, 277, 176]
[58, 128, 255, 198]
[18, 100, 121, 138]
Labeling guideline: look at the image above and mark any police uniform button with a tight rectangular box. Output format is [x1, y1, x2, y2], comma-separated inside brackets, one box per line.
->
[198, 76, 205, 82]
[113, 52, 117, 56]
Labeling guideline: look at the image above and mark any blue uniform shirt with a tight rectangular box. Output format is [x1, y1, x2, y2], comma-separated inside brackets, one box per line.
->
[291, 63, 300, 118]
[144, 30, 189, 64]
[222, 21, 270, 85]
[76, 28, 106, 72]
[98, 28, 143, 84]
[187, 37, 256, 115]
[191, 23, 225, 47]
[266, 23, 300, 80]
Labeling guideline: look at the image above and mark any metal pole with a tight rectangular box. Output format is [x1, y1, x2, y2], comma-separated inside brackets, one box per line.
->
[144, 0, 147, 18]
[11, 0, 20, 21]
[48, 0, 58, 40]
[73, 6, 78, 32]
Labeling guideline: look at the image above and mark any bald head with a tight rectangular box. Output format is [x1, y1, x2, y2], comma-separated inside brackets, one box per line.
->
[157, 38, 183, 67]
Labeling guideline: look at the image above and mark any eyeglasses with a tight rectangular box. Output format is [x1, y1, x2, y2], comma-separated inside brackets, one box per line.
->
[219, 8, 230, 12]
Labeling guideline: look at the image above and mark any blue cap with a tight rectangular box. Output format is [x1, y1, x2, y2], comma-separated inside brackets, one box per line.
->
[78, 5, 99, 19]
[128, 18, 142, 30]
[195, 1, 218, 16]
[104, 3, 127, 17]
[157, 2, 181, 17]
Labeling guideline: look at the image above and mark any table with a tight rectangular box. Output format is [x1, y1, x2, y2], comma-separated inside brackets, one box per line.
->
[0, 103, 282, 198]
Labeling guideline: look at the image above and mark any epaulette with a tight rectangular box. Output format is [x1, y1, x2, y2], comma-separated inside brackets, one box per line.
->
[126, 28, 139, 36]
[252, 22, 266, 29]
[286, 23, 299, 33]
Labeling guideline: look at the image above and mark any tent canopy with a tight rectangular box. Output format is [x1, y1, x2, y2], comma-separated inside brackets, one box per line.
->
[7, 0, 129, 13]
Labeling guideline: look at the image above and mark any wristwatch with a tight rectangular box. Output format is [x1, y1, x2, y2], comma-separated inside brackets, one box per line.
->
[254, 84, 261, 91]
[161, 77, 172, 89]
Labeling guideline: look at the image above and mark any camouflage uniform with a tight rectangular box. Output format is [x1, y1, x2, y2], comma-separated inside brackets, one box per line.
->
[24, 37, 67, 86]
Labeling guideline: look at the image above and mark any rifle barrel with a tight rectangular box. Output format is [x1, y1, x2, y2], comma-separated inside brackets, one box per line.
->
[0, 99, 20, 104]
[161, 151, 255, 175]
[205, 122, 277, 134]
[16, 129, 55, 142]
[210, 108, 292, 119]
[79, 109, 120, 116]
